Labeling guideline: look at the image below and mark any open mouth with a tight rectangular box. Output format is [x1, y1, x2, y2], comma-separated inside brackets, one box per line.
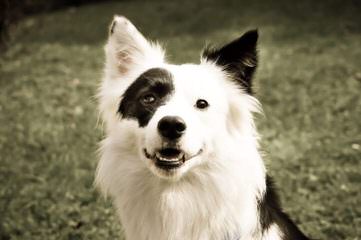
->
[144, 147, 203, 170]
[155, 148, 185, 169]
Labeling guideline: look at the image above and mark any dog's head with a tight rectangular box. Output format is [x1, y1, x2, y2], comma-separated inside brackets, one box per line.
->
[99, 16, 260, 180]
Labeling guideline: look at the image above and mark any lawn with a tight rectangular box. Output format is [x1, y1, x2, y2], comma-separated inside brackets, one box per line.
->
[0, 0, 360, 239]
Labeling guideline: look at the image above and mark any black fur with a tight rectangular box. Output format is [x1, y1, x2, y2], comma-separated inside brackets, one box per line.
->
[202, 30, 258, 94]
[258, 175, 310, 240]
[118, 68, 174, 127]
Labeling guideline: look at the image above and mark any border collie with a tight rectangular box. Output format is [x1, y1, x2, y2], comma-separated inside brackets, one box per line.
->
[96, 16, 310, 240]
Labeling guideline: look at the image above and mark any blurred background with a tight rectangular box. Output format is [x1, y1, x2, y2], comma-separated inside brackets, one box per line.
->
[0, 0, 360, 239]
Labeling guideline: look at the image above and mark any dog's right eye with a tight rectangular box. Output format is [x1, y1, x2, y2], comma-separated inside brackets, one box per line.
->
[140, 94, 156, 105]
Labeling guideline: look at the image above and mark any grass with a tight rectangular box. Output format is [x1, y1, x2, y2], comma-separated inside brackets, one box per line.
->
[0, 0, 360, 239]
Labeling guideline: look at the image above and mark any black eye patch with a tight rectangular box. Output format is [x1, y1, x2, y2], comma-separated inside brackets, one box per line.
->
[118, 68, 175, 127]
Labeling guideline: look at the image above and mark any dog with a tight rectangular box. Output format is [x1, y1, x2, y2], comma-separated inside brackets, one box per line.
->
[95, 16, 310, 240]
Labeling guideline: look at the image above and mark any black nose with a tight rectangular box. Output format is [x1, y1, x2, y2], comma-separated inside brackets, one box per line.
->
[157, 116, 186, 140]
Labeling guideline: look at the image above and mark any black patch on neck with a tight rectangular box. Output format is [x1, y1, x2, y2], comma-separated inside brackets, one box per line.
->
[202, 30, 258, 94]
[118, 68, 175, 127]
[258, 175, 310, 240]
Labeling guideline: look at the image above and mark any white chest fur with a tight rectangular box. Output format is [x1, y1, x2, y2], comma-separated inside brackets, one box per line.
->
[110, 160, 262, 240]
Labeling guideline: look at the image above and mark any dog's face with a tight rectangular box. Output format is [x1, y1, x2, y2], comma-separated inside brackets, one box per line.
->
[100, 16, 259, 180]
[119, 64, 231, 179]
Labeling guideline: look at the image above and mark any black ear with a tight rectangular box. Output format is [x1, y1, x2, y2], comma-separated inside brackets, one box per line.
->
[202, 30, 258, 94]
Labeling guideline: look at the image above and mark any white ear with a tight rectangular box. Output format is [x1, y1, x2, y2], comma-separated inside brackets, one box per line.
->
[105, 16, 165, 78]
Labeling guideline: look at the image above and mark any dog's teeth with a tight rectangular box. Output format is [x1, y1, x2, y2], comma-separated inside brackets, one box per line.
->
[155, 153, 181, 162]
[159, 157, 178, 161]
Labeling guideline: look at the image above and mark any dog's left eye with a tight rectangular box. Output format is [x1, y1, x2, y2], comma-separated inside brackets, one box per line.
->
[141, 94, 156, 105]
[195, 99, 209, 109]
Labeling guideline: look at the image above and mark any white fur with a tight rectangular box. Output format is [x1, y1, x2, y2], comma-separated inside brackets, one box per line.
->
[96, 16, 281, 240]
[262, 224, 283, 240]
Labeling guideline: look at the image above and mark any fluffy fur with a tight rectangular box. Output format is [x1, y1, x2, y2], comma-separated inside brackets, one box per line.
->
[96, 16, 309, 240]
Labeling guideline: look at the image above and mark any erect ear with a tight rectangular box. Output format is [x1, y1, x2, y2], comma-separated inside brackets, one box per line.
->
[105, 16, 165, 77]
[202, 30, 258, 94]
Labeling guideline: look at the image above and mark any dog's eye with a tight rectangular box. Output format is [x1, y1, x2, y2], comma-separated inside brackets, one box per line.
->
[195, 99, 209, 109]
[141, 94, 156, 105]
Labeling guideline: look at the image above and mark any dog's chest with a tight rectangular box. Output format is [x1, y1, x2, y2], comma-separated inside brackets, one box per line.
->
[117, 176, 246, 240]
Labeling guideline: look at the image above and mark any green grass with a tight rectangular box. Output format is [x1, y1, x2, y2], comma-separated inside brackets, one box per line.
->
[0, 0, 360, 239]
